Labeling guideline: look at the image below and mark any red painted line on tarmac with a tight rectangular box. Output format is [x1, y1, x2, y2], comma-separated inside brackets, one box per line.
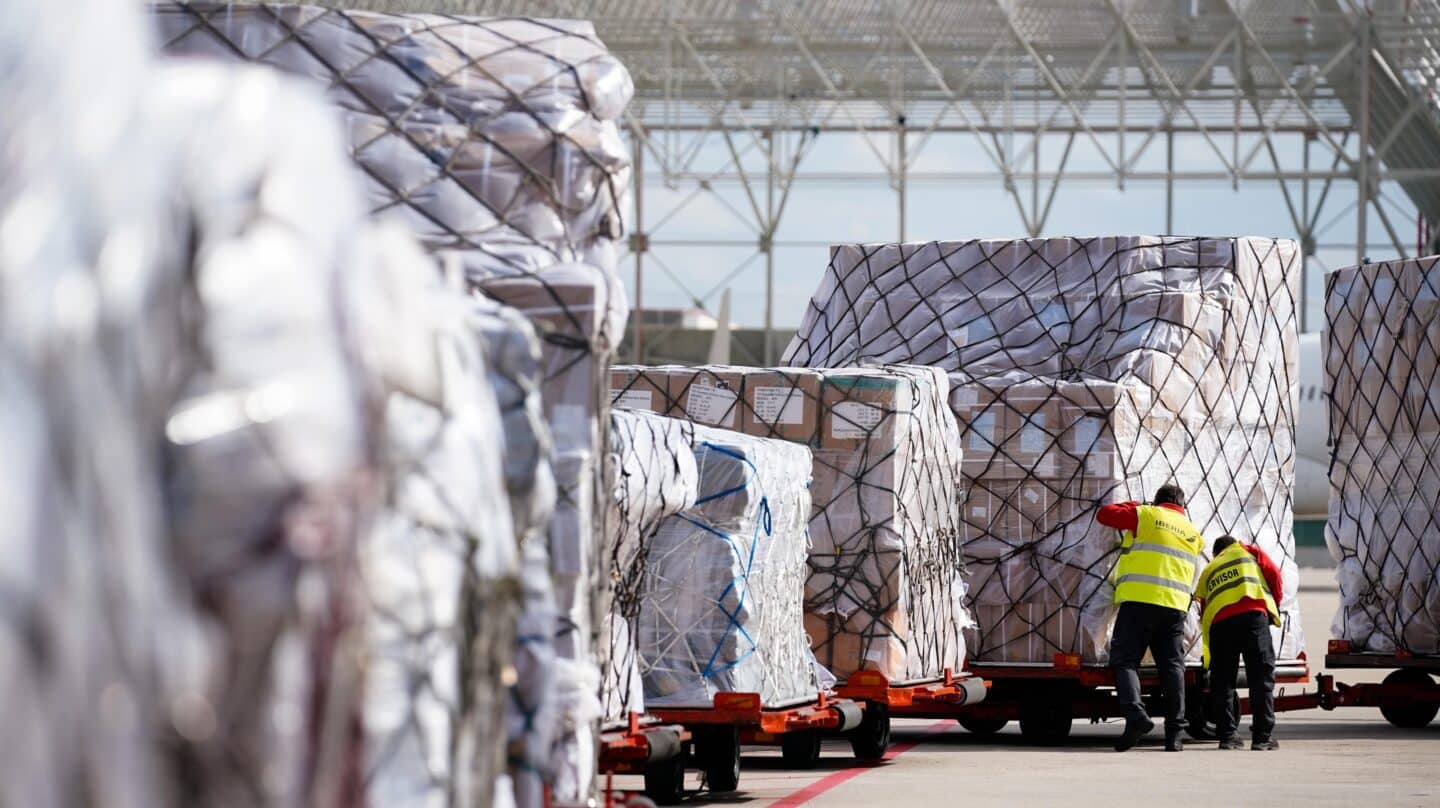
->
[767, 720, 953, 808]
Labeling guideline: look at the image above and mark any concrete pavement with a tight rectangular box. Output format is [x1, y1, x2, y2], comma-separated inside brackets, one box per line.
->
[614, 568, 1440, 806]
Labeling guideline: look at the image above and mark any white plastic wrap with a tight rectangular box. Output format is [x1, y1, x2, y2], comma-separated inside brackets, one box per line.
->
[785, 237, 1302, 665]
[1327, 256, 1440, 654]
[602, 409, 701, 722]
[365, 281, 519, 808]
[609, 364, 974, 683]
[639, 426, 819, 708]
[153, 4, 634, 278]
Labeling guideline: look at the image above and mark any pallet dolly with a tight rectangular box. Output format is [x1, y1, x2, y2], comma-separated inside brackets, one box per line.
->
[1251, 641, 1440, 729]
[950, 653, 1312, 744]
[591, 712, 692, 807]
[835, 667, 989, 749]
[641, 690, 866, 804]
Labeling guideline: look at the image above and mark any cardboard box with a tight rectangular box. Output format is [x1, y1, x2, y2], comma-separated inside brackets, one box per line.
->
[609, 367, 669, 414]
[742, 368, 822, 443]
[669, 367, 745, 428]
[819, 370, 907, 451]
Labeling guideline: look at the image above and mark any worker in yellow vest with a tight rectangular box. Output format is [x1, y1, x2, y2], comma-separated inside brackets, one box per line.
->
[1097, 483, 1204, 752]
[1197, 535, 1283, 751]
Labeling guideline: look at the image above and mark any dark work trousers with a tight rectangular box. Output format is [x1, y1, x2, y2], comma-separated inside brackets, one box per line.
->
[1110, 601, 1187, 729]
[1208, 610, 1277, 741]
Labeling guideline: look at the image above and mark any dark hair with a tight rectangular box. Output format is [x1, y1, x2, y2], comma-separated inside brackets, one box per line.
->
[1153, 483, 1186, 508]
[1212, 535, 1239, 555]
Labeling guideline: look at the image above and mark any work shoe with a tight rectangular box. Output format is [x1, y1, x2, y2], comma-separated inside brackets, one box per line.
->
[1163, 726, 1183, 752]
[1217, 736, 1245, 750]
[1251, 738, 1279, 751]
[1113, 716, 1155, 752]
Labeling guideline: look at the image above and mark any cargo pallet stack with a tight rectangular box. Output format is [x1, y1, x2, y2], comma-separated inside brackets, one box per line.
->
[608, 363, 985, 786]
[157, 6, 638, 805]
[1323, 255, 1440, 729]
[784, 237, 1312, 742]
[601, 406, 860, 803]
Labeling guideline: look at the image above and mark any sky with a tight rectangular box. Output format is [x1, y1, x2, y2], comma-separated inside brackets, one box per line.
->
[621, 125, 1419, 335]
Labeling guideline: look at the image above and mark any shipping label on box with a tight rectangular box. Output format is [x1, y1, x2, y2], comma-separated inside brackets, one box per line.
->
[830, 400, 884, 439]
[744, 369, 822, 443]
[685, 383, 739, 427]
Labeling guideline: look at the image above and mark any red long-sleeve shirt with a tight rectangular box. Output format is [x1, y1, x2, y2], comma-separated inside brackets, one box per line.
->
[1096, 501, 1284, 622]
[1095, 500, 1185, 532]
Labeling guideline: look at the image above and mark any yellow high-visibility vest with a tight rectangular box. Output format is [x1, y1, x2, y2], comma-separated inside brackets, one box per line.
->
[1198, 543, 1281, 667]
[1114, 505, 1203, 612]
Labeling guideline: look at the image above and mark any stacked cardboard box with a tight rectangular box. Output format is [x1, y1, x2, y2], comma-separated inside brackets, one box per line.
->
[785, 237, 1303, 665]
[1327, 256, 1440, 654]
[611, 364, 971, 682]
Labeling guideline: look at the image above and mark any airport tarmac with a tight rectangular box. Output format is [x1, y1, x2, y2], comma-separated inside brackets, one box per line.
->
[614, 567, 1440, 807]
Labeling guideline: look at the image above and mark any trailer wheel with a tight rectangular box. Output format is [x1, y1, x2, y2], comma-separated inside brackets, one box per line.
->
[698, 727, 741, 793]
[1380, 669, 1439, 729]
[781, 730, 823, 768]
[848, 701, 891, 760]
[1019, 696, 1073, 745]
[642, 749, 686, 806]
[957, 716, 1008, 735]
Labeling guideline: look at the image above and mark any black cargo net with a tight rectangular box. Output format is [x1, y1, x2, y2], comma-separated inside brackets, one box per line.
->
[609, 364, 970, 685]
[156, 8, 632, 799]
[783, 237, 1302, 665]
[601, 409, 697, 722]
[153, 3, 630, 274]
[1326, 256, 1440, 655]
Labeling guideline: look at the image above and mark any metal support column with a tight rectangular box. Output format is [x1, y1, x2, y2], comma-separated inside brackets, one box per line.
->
[1357, 19, 1372, 266]
[631, 129, 646, 363]
[763, 128, 776, 366]
[1165, 128, 1174, 233]
[898, 120, 908, 241]
[1301, 132, 1312, 333]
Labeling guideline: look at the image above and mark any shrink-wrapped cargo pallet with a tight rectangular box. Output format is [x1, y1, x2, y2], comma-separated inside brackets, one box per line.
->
[610, 364, 971, 683]
[784, 237, 1303, 665]
[1326, 256, 1440, 654]
[155, 8, 635, 801]
[639, 424, 820, 707]
[0, 4, 452, 800]
[153, 5, 633, 277]
[366, 285, 520, 808]
[602, 410, 700, 721]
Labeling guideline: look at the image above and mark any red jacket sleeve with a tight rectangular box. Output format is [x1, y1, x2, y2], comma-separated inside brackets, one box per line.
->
[1096, 501, 1139, 531]
[1246, 545, 1284, 605]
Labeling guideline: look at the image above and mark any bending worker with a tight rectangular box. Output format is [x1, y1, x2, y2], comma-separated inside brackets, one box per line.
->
[1197, 535, 1282, 751]
[1096, 483, 1203, 752]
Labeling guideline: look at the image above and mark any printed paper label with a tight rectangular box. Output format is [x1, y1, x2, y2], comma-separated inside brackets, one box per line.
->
[830, 400, 884, 439]
[610, 388, 655, 412]
[752, 386, 805, 425]
[686, 384, 737, 427]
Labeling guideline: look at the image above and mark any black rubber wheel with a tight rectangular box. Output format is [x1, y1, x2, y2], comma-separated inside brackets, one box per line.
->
[956, 716, 1008, 735]
[1380, 669, 1439, 729]
[1018, 697, 1073, 745]
[698, 727, 741, 793]
[1185, 686, 1240, 742]
[626, 797, 660, 808]
[780, 730, 823, 768]
[848, 701, 891, 760]
[642, 750, 686, 806]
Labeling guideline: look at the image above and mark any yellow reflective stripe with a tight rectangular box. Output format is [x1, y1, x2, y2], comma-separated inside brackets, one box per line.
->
[1116, 573, 1193, 593]
[1127, 540, 1200, 563]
